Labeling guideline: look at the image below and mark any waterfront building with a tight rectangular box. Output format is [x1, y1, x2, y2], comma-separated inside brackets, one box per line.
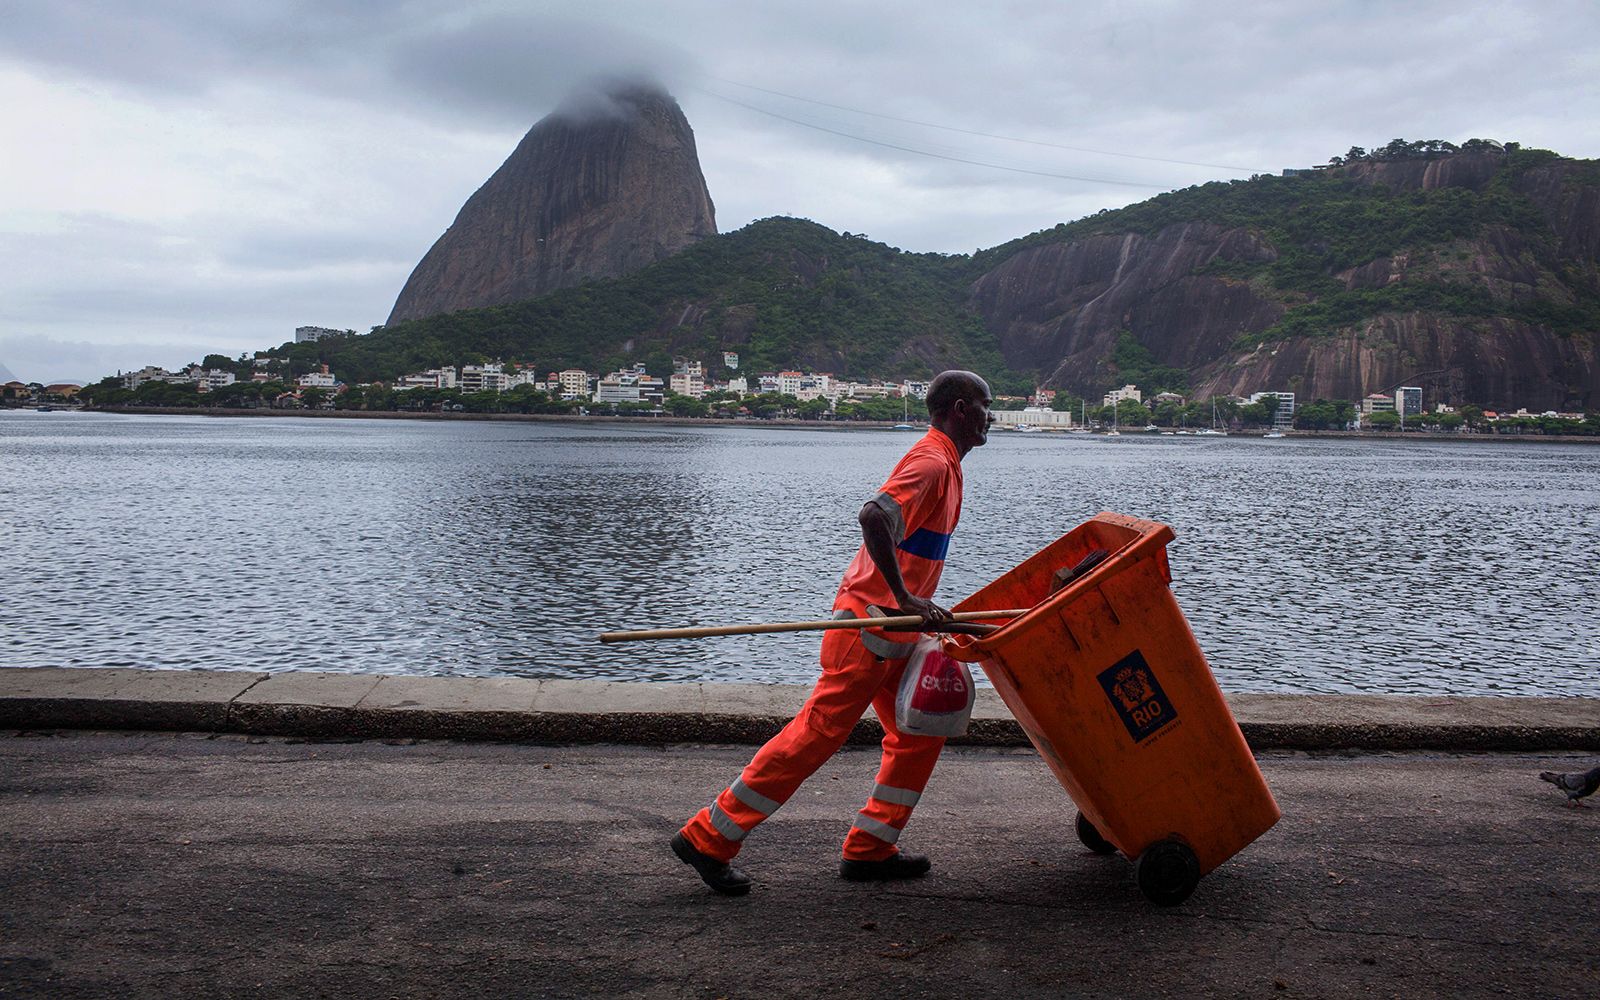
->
[393, 368, 458, 391]
[840, 381, 894, 400]
[1031, 389, 1057, 406]
[197, 369, 235, 391]
[596, 365, 665, 405]
[1248, 390, 1296, 418]
[1104, 384, 1142, 406]
[901, 380, 931, 400]
[776, 371, 804, 397]
[1395, 386, 1422, 416]
[460, 363, 510, 393]
[725, 376, 748, 396]
[670, 360, 707, 399]
[795, 374, 834, 402]
[297, 366, 338, 390]
[1152, 391, 1186, 406]
[1362, 393, 1396, 415]
[756, 374, 781, 395]
[1006, 406, 1074, 429]
[557, 369, 592, 401]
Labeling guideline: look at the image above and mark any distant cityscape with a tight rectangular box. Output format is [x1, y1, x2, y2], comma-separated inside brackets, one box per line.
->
[4, 325, 1596, 435]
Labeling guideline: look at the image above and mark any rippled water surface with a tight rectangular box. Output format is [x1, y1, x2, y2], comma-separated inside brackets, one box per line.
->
[3, 410, 1596, 695]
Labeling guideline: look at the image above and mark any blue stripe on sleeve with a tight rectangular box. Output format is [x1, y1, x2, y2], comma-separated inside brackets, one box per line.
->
[897, 527, 951, 561]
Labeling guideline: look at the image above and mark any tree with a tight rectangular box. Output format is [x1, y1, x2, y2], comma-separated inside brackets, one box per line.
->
[665, 395, 708, 417]
[1239, 399, 1275, 427]
[1367, 411, 1400, 431]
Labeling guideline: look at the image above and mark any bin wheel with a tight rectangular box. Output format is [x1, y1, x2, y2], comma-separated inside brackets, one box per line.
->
[1074, 812, 1117, 855]
[1135, 839, 1200, 907]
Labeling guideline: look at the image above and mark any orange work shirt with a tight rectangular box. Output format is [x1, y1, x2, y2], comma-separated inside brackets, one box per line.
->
[833, 428, 963, 657]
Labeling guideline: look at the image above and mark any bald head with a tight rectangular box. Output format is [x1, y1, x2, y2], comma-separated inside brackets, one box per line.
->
[925, 370, 993, 458]
[926, 370, 990, 419]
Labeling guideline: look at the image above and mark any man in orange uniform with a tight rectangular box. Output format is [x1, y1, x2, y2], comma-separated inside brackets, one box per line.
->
[672, 370, 994, 895]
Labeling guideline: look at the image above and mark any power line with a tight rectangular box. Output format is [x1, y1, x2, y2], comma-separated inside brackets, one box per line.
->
[709, 77, 1267, 174]
[697, 89, 1170, 189]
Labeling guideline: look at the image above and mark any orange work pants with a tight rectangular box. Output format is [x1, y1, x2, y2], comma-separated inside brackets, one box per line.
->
[680, 625, 946, 863]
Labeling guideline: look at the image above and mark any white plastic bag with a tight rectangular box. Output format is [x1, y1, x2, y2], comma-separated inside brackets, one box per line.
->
[894, 634, 977, 737]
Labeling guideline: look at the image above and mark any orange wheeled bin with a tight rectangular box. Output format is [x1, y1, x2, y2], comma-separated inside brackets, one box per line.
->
[945, 512, 1280, 906]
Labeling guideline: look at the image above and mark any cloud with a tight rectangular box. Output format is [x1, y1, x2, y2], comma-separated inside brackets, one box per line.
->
[3, 0, 1599, 381]
[0, 334, 226, 387]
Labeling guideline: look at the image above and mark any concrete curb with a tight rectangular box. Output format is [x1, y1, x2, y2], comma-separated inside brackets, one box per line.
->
[2, 667, 1597, 751]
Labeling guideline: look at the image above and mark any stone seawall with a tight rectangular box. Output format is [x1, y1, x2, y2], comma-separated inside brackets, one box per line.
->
[3, 668, 1597, 751]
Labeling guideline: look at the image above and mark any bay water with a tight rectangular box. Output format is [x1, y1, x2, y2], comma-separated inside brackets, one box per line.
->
[2, 410, 1594, 696]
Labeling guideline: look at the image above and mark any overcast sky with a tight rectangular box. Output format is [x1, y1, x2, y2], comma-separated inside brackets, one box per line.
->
[3, 0, 1596, 384]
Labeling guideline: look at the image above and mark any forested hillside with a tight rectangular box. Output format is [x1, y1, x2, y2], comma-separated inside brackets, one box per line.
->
[258, 141, 1599, 410]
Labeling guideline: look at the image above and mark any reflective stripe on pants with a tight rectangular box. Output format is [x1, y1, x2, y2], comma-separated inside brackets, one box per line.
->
[679, 625, 945, 863]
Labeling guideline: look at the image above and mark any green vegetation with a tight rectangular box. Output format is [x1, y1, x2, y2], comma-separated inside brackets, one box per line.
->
[973, 140, 1594, 356]
[268, 218, 1031, 395]
[107, 140, 1597, 411]
[1107, 331, 1188, 394]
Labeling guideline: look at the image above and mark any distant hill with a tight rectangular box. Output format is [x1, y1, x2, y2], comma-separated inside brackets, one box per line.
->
[0, 359, 17, 383]
[276, 141, 1599, 411]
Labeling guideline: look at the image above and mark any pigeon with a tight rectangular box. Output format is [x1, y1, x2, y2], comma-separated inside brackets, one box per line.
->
[1539, 765, 1600, 807]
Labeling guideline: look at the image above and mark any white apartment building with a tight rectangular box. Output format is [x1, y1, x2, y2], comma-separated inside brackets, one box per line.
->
[395, 367, 458, 391]
[1248, 390, 1296, 429]
[1103, 384, 1143, 406]
[298, 366, 338, 389]
[1361, 393, 1396, 415]
[295, 326, 347, 343]
[776, 371, 804, 397]
[196, 369, 235, 391]
[794, 374, 834, 402]
[756, 374, 782, 395]
[558, 369, 592, 400]
[460, 363, 510, 393]
[670, 360, 706, 398]
[121, 366, 180, 389]
[1395, 386, 1422, 416]
[840, 381, 894, 400]
[901, 380, 930, 400]
[596, 365, 665, 404]
[725, 376, 748, 396]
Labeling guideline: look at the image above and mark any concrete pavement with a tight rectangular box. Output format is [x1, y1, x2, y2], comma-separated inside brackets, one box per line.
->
[1, 730, 1597, 998]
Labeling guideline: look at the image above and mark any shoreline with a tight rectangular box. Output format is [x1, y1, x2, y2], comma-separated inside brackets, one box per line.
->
[13, 405, 1600, 443]
[4, 667, 1597, 751]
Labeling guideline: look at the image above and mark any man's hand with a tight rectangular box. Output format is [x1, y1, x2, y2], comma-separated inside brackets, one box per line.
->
[895, 594, 953, 626]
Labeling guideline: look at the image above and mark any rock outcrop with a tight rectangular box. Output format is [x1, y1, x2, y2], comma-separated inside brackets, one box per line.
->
[968, 152, 1600, 410]
[387, 81, 716, 325]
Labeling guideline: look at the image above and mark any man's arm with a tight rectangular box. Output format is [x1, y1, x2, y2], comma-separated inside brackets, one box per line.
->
[858, 501, 952, 624]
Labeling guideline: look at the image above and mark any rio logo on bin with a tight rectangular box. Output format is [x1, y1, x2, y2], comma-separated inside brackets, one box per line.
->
[1097, 650, 1178, 743]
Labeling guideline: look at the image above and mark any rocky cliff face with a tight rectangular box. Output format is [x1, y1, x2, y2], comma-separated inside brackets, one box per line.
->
[970, 223, 1286, 391]
[387, 82, 716, 325]
[969, 152, 1600, 410]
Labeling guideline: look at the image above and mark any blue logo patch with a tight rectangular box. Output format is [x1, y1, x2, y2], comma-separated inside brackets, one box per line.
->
[1097, 650, 1177, 743]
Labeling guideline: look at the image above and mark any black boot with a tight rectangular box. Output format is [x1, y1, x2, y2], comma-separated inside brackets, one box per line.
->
[839, 851, 931, 882]
[671, 832, 753, 896]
